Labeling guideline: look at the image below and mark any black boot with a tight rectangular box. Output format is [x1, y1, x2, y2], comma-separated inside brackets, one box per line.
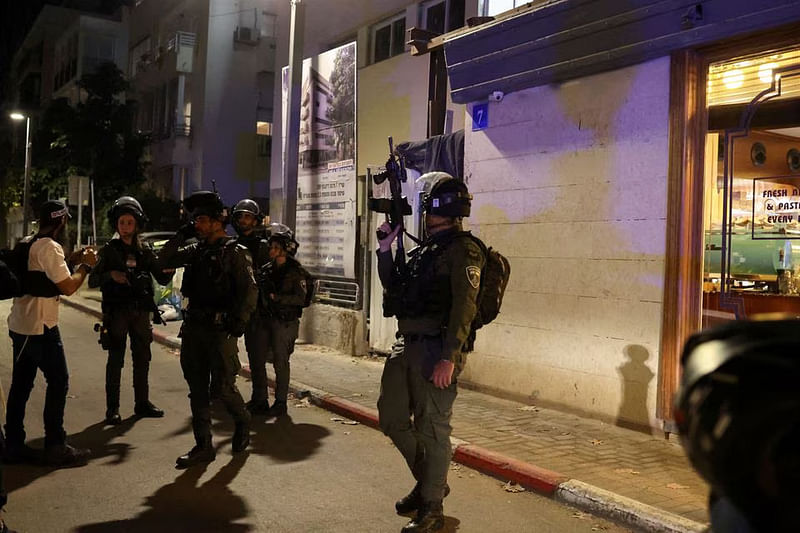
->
[246, 399, 270, 415]
[401, 501, 444, 533]
[268, 401, 288, 418]
[176, 442, 216, 468]
[104, 409, 122, 425]
[396, 484, 450, 514]
[135, 401, 165, 418]
[232, 421, 250, 453]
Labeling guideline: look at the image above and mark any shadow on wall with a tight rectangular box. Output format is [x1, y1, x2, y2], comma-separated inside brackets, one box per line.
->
[617, 344, 655, 434]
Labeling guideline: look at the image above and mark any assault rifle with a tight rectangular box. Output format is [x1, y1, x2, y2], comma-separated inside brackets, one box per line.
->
[368, 137, 416, 277]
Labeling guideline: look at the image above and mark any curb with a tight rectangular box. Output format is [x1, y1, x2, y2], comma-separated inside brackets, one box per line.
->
[62, 296, 708, 533]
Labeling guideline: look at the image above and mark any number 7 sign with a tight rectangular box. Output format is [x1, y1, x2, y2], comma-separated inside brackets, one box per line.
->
[472, 102, 489, 131]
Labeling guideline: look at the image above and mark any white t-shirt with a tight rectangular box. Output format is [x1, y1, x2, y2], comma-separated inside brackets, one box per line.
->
[7, 237, 72, 335]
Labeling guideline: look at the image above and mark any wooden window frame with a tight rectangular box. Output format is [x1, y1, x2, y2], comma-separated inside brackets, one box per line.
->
[659, 23, 800, 430]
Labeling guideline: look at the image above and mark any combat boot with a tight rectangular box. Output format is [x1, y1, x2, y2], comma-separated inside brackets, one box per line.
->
[44, 443, 90, 468]
[246, 399, 270, 416]
[401, 500, 444, 532]
[232, 421, 250, 453]
[104, 409, 122, 426]
[396, 484, 450, 514]
[134, 401, 165, 418]
[176, 442, 216, 468]
[268, 401, 288, 418]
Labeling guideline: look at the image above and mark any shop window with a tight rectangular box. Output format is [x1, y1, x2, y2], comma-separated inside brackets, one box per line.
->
[371, 12, 406, 63]
[702, 46, 800, 327]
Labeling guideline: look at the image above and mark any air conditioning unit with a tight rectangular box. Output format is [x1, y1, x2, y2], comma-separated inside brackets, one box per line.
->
[234, 26, 259, 45]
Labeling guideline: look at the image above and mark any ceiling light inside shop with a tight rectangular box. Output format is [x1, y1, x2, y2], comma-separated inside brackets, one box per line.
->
[708, 48, 800, 107]
[723, 69, 744, 89]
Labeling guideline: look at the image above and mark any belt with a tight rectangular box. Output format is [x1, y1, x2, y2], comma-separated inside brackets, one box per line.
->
[402, 333, 441, 343]
[186, 309, 225, 325]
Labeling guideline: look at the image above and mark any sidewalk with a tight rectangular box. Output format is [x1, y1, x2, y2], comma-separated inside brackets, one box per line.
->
[64, 288, 709, 533]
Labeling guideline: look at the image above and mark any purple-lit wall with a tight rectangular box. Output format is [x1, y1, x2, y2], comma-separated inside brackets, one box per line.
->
[463, 57, 671, 427]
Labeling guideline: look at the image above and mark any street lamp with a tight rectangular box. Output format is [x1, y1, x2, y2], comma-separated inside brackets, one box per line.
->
[9, 112, 32, 236]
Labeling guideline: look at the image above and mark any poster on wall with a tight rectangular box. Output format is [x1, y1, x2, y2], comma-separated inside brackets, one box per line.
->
[282, 42, 357, 278]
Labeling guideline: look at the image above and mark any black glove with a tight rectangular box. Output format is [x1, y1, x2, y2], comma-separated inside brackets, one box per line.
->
[226, 319, 247, 338]
[178, 223, 196, 239]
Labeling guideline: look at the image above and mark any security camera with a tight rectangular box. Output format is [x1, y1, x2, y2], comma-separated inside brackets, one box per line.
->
[489, 90, 504, 102]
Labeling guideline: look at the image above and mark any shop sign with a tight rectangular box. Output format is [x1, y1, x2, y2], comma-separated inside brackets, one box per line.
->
[752, 176, 800, 239]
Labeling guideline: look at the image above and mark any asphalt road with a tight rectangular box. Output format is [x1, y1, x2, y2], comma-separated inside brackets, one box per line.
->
[0, 301, 631, 532]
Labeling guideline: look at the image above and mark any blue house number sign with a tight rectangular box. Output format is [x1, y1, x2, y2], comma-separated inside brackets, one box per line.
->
[472, 102, 489, 131]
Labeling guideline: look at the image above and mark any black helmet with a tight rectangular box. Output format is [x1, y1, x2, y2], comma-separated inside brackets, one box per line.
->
[232, 199, 262, 234]
[232, 199, 261, 218]
[184, 190, 228, 223]
[107, 196, 147, 227]
[420, 173, 472, 218]
[676, 320, 800, 531]
[267, 223, 299, 256]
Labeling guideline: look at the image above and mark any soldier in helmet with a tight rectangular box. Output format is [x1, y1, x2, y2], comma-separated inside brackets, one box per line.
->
[260, 224, 306, 417]
[89, 196, 174, 425]
[158, 191, 257, 468]
[230, 199, 273, 415]
[376, 173, 485, 532]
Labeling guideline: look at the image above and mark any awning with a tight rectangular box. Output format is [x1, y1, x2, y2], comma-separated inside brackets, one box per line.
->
[444, 0, 800, 104]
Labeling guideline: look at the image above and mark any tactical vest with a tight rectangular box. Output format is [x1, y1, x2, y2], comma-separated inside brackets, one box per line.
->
[101, 240, 154, 305]
[392, 232, 466, 319]
[17, 236, 61, 298]
[181, 239, 236, 310]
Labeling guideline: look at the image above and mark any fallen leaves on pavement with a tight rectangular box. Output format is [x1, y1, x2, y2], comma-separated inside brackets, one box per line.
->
[572, 511, 591, 520]
[590, 439, 604, 445]
[613, 468, 640, 475]
[330, 416, 359, 426]
[502, 481, 525, 493]
[293, 398, 311, 408]
[517, 405, 540, 412]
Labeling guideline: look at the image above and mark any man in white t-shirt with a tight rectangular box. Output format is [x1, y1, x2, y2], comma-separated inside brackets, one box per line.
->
[4, 200, 97, 468]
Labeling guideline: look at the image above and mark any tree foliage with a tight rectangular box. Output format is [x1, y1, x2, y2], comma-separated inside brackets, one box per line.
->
[28, 62, 150, 214]
[326, 44, 355, 160]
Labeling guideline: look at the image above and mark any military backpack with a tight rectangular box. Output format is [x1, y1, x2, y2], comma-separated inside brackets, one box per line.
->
[467, 235, 511, 331]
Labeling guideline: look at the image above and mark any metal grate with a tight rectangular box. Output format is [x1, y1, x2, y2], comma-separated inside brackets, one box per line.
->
[315, 279, 360, 308]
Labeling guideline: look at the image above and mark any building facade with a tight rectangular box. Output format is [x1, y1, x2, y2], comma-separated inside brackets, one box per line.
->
[127, 0, 278, 207]
[268, 0, 800, 434]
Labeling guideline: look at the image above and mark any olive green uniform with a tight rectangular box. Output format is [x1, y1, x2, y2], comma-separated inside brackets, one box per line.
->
[377, 228, 485, 503]
[261, 256, 307, 407]
[159, 235, 257, 447]
[88, 239, 174, 414]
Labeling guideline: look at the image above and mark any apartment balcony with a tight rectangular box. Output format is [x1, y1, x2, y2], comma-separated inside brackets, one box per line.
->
[132, 32, 195, 89]
[144, 116, 193, 169]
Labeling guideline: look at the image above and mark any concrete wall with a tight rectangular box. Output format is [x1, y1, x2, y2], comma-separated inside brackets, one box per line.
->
[299, 303, 367, 356]
[462, 57, 671, 427]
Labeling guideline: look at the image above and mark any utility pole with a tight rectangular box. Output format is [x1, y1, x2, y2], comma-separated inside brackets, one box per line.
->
[282, 0, 305, 230]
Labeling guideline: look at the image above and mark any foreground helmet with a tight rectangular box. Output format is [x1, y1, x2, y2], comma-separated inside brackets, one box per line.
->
[418, 172, 472, 218]
[267, 222, 299, 256]
[184, 190, 227, 224]
[676, 320, 800, 531]
[107, 196, 147, 227]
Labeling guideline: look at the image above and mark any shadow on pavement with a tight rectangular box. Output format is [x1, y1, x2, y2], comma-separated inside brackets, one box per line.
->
[5, 417, 139, 495]
[73, 453, 252, 533]
[249, 414, 332, 463]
